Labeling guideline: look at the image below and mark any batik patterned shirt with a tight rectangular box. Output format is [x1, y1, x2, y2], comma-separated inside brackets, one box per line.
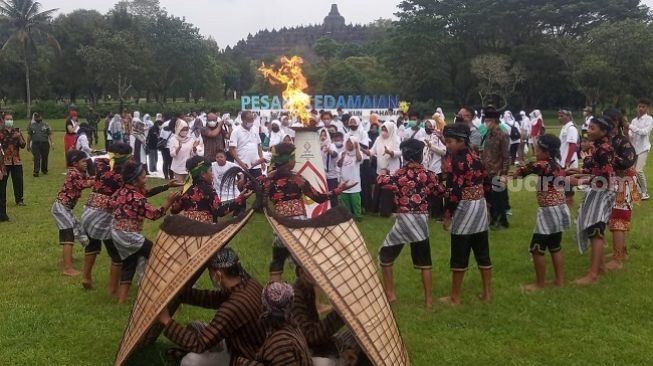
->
[110, 186, 166, 232]
[57, 168, 94, 209]
[0, 128, 26, 165]
[443, 148, 489, 218]
[377, 162, 443, 214]
[170, 180, 245, 222]
[583, 136, 615, 188]
[256, 171, 340, 217]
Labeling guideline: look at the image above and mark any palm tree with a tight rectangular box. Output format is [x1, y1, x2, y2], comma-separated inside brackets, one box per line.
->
[0, 0, 59, 118]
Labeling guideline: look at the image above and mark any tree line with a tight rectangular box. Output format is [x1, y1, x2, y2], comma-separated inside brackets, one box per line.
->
[1, 0, 652, 118]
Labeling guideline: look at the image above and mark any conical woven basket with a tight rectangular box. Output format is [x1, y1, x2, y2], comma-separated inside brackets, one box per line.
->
[114, 211, 254, 366]
[265, 206, 410, 366]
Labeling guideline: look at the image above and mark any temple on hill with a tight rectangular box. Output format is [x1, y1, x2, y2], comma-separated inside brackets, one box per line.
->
[232, 4, 371, 60]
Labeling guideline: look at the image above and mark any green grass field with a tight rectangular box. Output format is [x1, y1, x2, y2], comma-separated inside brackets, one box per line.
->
[1, 120, 652, 365]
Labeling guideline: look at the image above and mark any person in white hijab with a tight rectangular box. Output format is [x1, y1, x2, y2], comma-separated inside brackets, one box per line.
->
[370, 121, 402, 217]
[502, 111, 521, 165]
[170, 119, 201, 181]
[346, 117, 369, 147]
[371, 121, 401, 175]
[108, 114, 123, 146]
[518, 110, 532, 162]
[436, 107, 446, 123]
[266, 120, 286, 150]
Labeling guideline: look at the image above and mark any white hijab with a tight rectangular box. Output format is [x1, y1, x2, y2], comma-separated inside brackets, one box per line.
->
[375, 121, 399, 170]
[347, 116, 368, 145]
[268, 120, 286, 148]
[175, 119, 191, 144]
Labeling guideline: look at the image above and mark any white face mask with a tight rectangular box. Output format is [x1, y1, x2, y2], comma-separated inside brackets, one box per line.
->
[4, 120, 14, 128]
[244, 122, 253, 129]
[208, 121, 218, 128]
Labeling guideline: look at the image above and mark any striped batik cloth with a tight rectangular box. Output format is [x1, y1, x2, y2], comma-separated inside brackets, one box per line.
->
[576, 188, 616, 254]
[534, 204, 571, 235]
[382, 213, 429, 248]
[451, 199, 489, 235]
[81, 206, 113, 240]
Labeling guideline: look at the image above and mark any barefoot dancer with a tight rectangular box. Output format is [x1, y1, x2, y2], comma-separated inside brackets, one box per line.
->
[603, 109, 639, 271]
[377, 138, 444, 309]
[170, 156, 250, 224]
[513, 135, 571, 291]
[569, 116, 616, 286]
[249, 143, 354, 282]
[51, 150, 94, 277]
[440, 124, 492, 305]
[110, 161, 179, 303]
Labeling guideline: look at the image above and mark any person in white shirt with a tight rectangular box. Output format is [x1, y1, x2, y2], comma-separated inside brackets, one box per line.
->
[402, 112, 427, 142]
[424, 119, 446, 220]
[558, 109, 579, 207]
[320, 111, 345, 134]
[337, 135, 363, 221]
[229, 110, 265, 178]
[170, 119, 201, 182]
[322, 131, 343, 207]
[582, 106, 593, 132]
[371, 121, 402, 217]
[518, 110, 532, 162]
[211, 149, 241, 204]
[503, 111, 521, 165]
[630, 98, 653, 200]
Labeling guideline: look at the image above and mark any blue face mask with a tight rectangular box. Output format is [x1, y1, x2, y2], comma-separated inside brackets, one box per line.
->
[406, 120, 417, 128]
[4, 120, 14, 128]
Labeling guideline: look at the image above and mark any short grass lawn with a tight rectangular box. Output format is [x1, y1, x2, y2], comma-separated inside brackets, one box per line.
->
[0, 120, 652, 365]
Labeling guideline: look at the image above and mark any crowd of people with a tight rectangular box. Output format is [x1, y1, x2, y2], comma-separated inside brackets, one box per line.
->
[0, 98, 651, 365]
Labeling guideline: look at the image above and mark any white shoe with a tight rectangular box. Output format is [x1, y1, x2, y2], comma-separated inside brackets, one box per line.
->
[642, 193, 650, 201]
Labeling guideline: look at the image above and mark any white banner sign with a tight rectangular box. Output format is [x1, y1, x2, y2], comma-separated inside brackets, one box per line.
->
[292, 129, 330, 218]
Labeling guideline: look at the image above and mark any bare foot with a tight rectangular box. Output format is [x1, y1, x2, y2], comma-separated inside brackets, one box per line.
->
[63, 269, 81, 277]
[605, 260, 624, 271]
[553, 281, 564, 288]
[425, 299, 433, 310]
[478, 293, 492, 303]
[82, 280, 94, 290]
[521, 283, 545, 292]
[438, 296, 460, 305]
[574, 274, 598, 286]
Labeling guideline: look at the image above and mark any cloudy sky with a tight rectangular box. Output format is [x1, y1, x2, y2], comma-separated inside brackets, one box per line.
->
[47, 0, 653, 48]
[47, 0, 400, 47]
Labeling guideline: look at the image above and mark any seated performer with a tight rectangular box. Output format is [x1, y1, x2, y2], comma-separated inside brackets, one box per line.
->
[51, 150, 94, 276]
[158, 247, 267, 366]
[293, 266, 362, 366]
[110, 161, 179, 303]
[254, 142, 356, 281]
[377, 138, 444, 309]
[171, 156, 250, 224]
[234, 281, 313, 366]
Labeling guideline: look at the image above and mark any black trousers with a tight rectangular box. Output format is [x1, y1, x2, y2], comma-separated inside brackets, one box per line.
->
[487, 177, 508, 227]
[31, 141, 50, 174]
[160, 148, 173, 180]
[134, 140, 144, 166]
[0, 165, 23, 210]
[121, 239, 153, 284]
[89, 126, 98, 146]
[360, 160, 374, 213]
[327, 178, 339, 207]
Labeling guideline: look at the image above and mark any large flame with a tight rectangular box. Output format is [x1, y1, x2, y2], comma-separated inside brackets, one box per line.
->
[259, 56, 312, 126]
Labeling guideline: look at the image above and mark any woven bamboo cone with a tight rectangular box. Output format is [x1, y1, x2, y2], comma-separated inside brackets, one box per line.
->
[114, 211, 254, 366]
[266, 207, 410, 366]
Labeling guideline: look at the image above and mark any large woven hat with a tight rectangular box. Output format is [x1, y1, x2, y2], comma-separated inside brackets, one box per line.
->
[265, 206, 410, 366]
[114, 211, 254, 366]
